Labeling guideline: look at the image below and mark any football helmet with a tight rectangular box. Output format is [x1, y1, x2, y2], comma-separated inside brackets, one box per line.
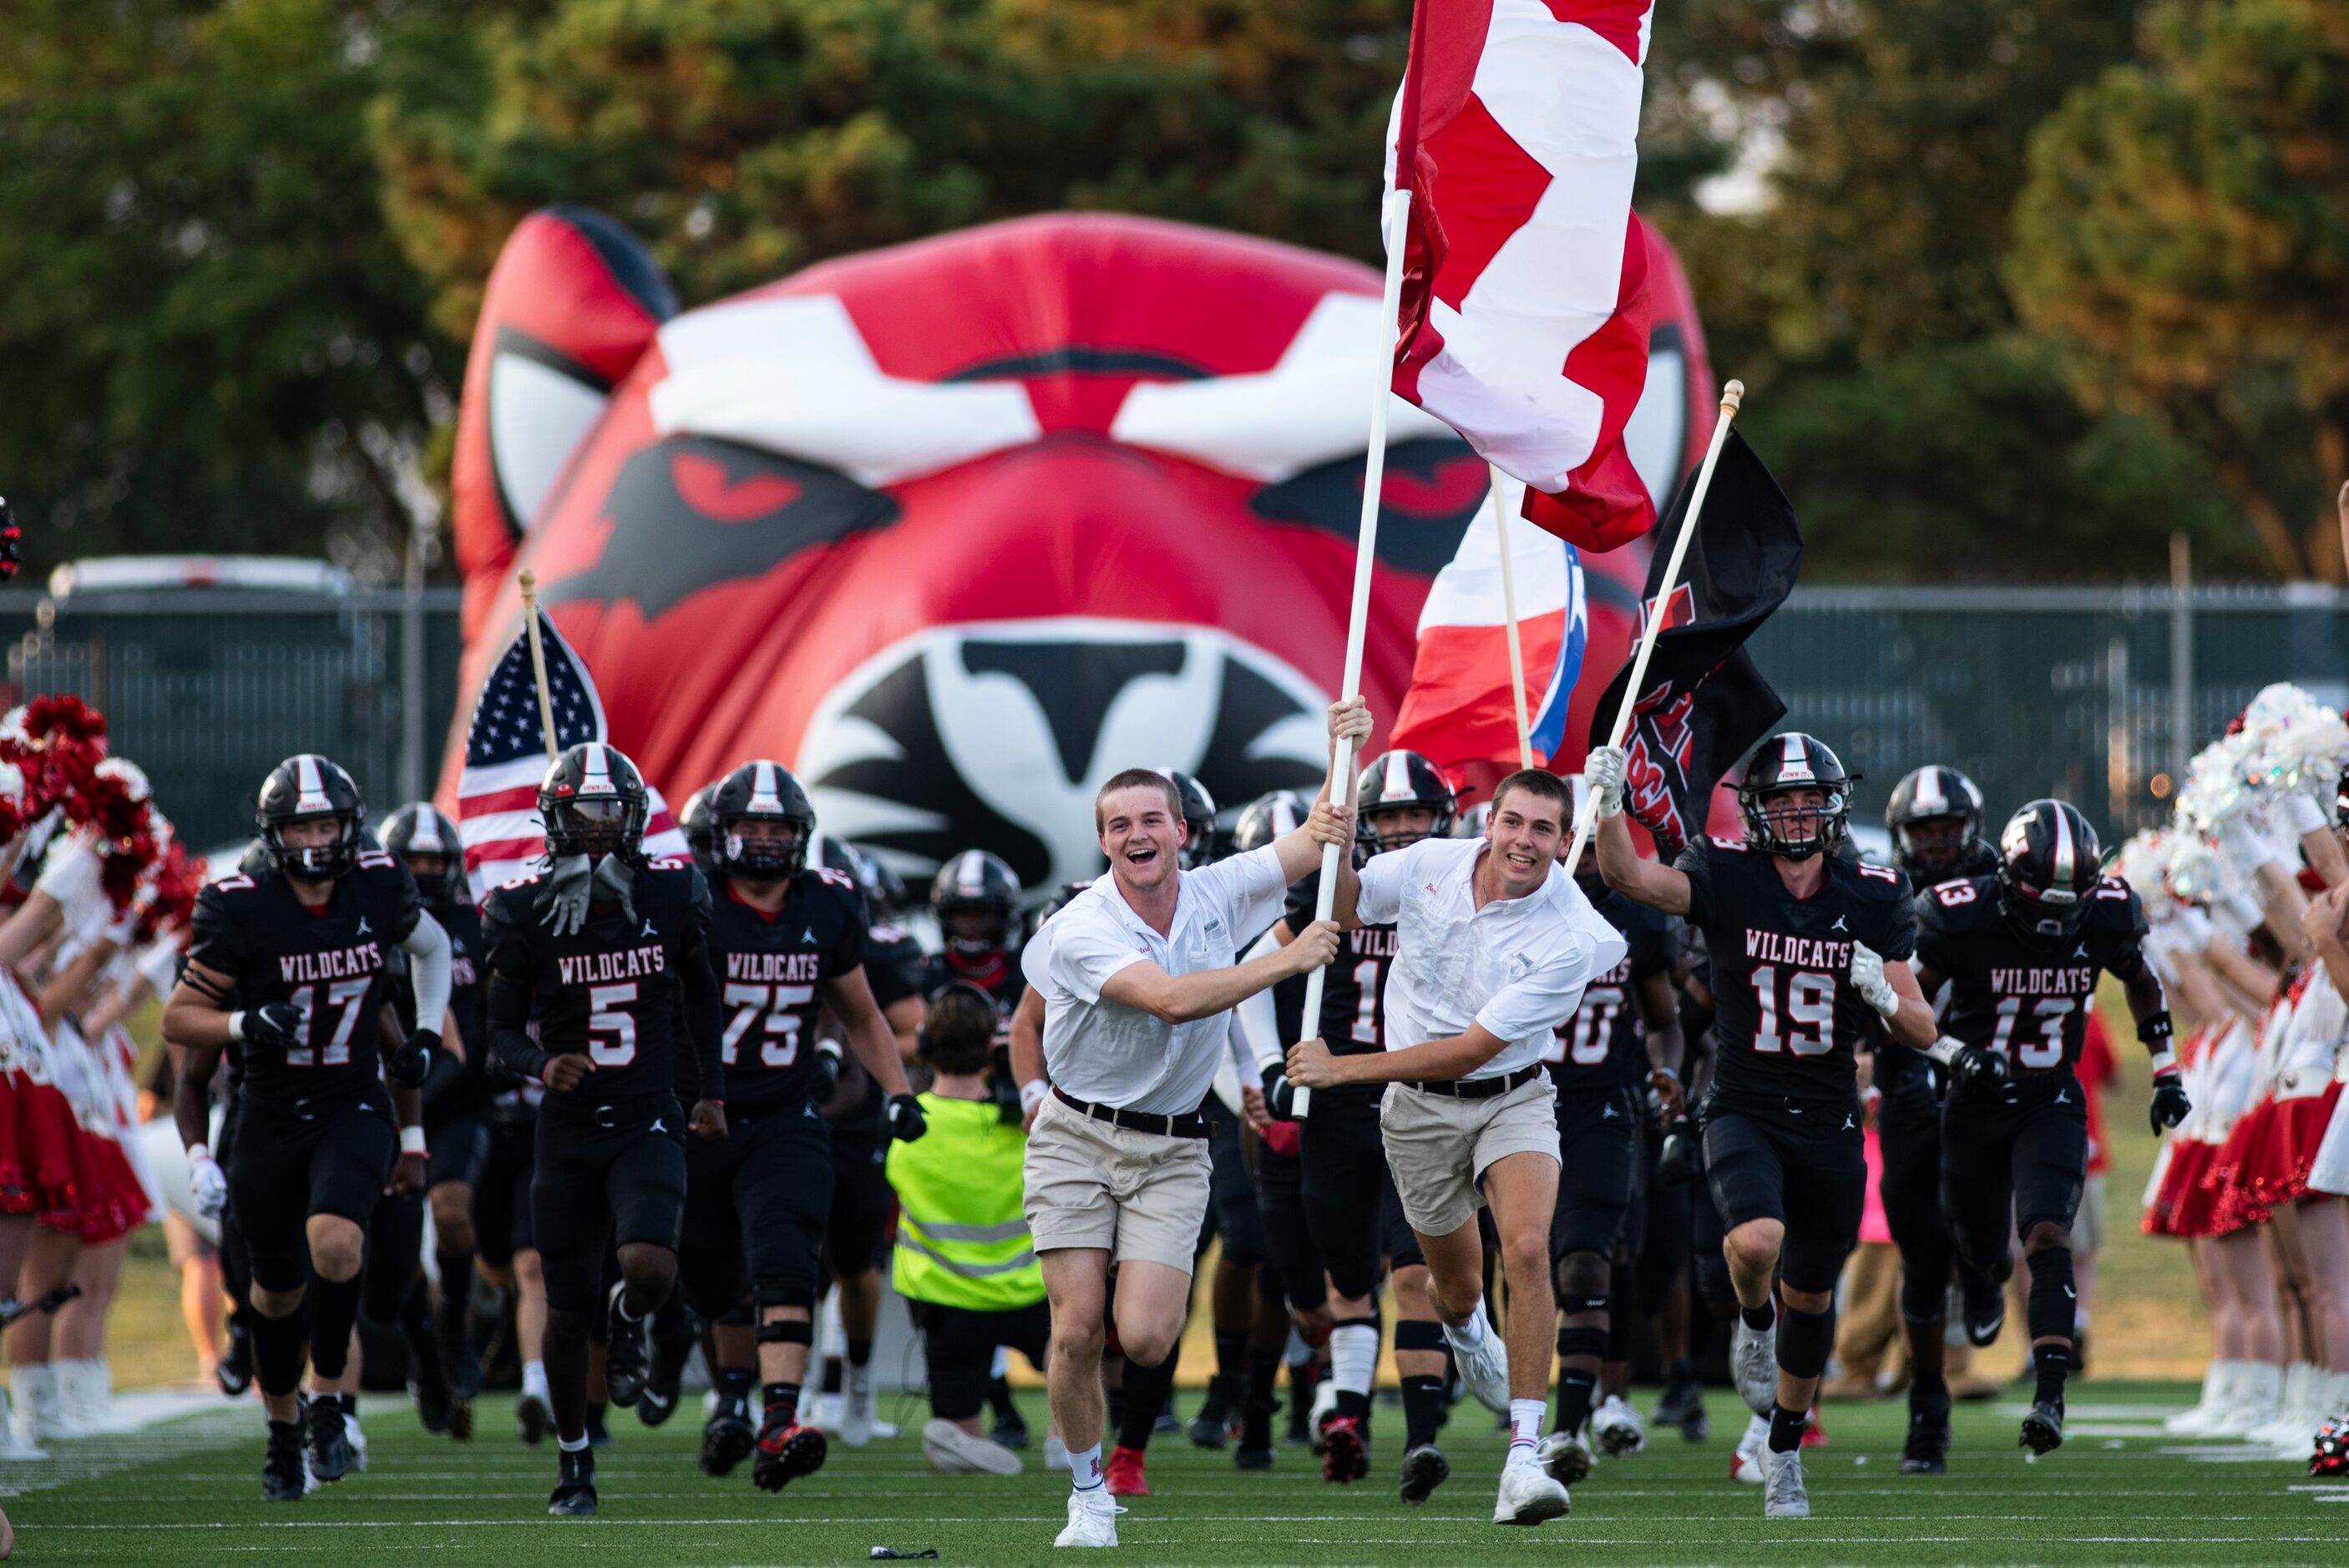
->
[1231, 790, 1309, 856]
[1997, 799, 2101, 943]
[1354, 750, 1455, 852]
[709, 760, 816, 880]
[380, 802, 467, 903]
[1739, 734, 1852, 861]
[932, 849, 1021, 959]
[1155, 769, 1219, 867]
[536, 741, 649, 863]
[256, 754, 367, 879]
[1886, 766, 1986, 881]
[679, 782, 720, 876]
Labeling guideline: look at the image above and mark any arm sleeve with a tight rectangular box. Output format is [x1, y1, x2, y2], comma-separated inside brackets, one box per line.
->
[1473, 925, 1625, 1042]
[1354, 840, 1415, 926]
[1049, 915, 1152, 1006]
[399, 910, 453, 1036]
[1670, 841, 1717, 929]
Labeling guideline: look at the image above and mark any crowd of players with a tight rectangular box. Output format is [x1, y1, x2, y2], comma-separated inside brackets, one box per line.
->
[0, 688, 2344, 1536]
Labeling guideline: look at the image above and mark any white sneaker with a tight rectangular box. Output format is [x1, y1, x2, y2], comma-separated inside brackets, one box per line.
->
[1731, 1314, 1779, 1416]
[924, 1418, 1023, 1475]
[2166, 1361, 2237, 1434]
[2210, 1363, 2281, 1436]
[1759, 1441, 1810, 1519]
[805, 1390, 843, 1431]
[1044, 1434, 1069, 1471]
[1307, 1377, 1338, 1454]
[1729, 1412, 1767, 1485]
[1054, 1487, 1123, 1548]
[12, 1364, 66, 1443]
[1535, 1427, 1592, 1485]
[344, 1406, 368, 1472]
[842, 1374, 875, 1449]
[0, 1387, 46, 1460]
[1443, 1317, 1511, 1414]
[1592, 1393, 1647, 1457]
[1492, 1451, 1570, 1525]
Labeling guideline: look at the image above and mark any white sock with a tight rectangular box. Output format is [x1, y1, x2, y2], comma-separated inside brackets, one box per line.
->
[1068, 1441, 1104, 1491]
[1508, 1399, 1544, 1456]
[1330, 1322, 1379, 1397]
[522, 1361, 549, 1401]
[558, 1432, 590, 1454]
[1449, 1307, 1490, 1348]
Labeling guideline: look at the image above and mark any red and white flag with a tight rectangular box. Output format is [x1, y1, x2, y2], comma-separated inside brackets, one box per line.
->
[456, 608, 687, 898]
[1386, 0, 1657, 553]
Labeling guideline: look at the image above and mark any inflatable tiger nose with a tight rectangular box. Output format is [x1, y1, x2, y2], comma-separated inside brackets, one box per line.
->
[439, 210, 1711, 892]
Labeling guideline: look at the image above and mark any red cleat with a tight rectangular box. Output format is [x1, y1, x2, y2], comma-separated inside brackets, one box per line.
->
[1104, 1444, 1149, 1496]
[752, 1416, 828, 1493]
[1800, 1406, 1829, 1448]
[1319, 1414, 1368, 1483]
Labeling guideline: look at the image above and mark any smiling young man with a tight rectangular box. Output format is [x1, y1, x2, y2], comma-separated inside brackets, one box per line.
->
[1021, 703, 1359, 1550]
[1587, 733, 1939, 1521]
[1284, 762, 1626, 1528]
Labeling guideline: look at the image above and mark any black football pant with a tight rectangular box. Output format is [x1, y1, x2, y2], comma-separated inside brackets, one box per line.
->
[1253, 1143, 1327, 1315]
[531, 1099, 688, 1313]
[1877, 1078, 1956, 1326]
[679, 1098, 833, 1317]
[1701, 1091, 1864, 1296]
[1940, 1076, 2088, 1282]
[1300, 1095, 1420, 1300]
[820, 1120, 891, 1280]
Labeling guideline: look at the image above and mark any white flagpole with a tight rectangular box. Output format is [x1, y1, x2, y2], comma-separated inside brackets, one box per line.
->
[1491, 466, 1534, 771]
[1293, 185, 1414, 1120]
[1560, 379, 1744, 878]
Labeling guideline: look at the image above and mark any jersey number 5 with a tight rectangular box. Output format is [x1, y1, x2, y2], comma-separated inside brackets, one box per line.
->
[721, 984, 813, 1067]
[1749, 964, 1835, 1055]
[589, 983, 639, 1066]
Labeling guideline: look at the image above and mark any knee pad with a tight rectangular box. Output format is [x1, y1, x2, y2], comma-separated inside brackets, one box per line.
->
[1557, 1252, 1612, 1302]
[1555, 1323, 1607, 1365]
[1393, 1319, 1445, 1354]
[1899, 1249, 1952, 1326]
[757, 1318, 815, 1347]
[1777, 1302, 1835, 1381]
[2025, 1247, 2076, 1343]
[755, 1278, 820, 1313]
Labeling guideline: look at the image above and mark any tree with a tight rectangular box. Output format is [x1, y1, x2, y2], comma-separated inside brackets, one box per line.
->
[0, 0, 466, 579]
[2008, 0, 2349, 579]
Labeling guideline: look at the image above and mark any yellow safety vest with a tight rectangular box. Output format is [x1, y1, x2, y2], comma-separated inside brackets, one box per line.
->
[886, 1094, 1044, 1312]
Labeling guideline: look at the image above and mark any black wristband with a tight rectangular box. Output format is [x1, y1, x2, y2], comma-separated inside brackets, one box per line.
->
[2136, 1009, 2174, 1047]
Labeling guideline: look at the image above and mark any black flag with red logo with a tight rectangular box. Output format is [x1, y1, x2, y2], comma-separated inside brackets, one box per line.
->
[1586, 428, 1801, 857]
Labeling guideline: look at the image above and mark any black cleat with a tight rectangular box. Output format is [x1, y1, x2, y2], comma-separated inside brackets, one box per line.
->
[585, 1405, 614, 1449]
[1235, 1394, 1276, 1470]
[262, 1419, 306, 1502]
[305, 1394, 355, 1484]
[440, 1305, 484, 1404]
[603, 1282, 649, 1408]
[516, 1390, 553, 1446]
[1960, 1270, 2007, 1348]
[1901, 1390, 1952, 1474]
[2020, 1399, 2065, 1455]
[1653, 1377, 1709, 1443]
[752, 1408, 828, 1493]
[638, 1301, 696, 1428]
[549, 1447, 597, 1515]
[1188, 1374, 1238, 1449]
[410, 1373, 452, 1435]
[700, 1409, 757, 1477]
[447, 1393, 473, 1443]
[218, 1318, 256, 1399]
[405, 1317, 453, 1436]
[988, 1375, 1029, 1449]
[1397, 1443, 1450, 1505]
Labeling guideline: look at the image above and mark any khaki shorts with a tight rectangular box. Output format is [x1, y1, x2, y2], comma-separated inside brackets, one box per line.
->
[1380, 1074, 1561, 1239]
[1022, 1094, 1212, 1273]
[2073, 1172, 2109, 1256]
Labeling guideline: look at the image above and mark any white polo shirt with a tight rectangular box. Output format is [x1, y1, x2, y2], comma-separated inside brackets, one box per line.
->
[1022, 844, 1290, 1115]
[1356, 836, 1627, 1080]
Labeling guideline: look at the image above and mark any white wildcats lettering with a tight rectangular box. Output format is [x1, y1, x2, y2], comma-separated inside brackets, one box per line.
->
[279, 946, 384, 985]
[1743, 929, 1854, 971]
[1349, 927, 1398, 959]
[725, 950, 823, 984]
[1989, 966, 2098, 997]
[557, 945, 668, 986]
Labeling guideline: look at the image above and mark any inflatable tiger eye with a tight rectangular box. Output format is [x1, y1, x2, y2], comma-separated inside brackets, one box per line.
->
[440, 209, 1710, 892]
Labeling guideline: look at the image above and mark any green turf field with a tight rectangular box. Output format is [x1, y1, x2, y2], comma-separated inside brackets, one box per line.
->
[8, 1383, 2341, 1565]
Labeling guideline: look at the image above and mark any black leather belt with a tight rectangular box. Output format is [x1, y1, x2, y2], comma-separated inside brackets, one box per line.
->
[1052, 1086, 1210, 1140]
[1405, 1064, 1545, 1100]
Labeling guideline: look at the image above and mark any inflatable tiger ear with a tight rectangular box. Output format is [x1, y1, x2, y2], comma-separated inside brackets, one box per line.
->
[450, 206, 676, 642]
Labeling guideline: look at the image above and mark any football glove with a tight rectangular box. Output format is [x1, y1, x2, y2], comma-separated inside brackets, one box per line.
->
[187, 1146, 228, 1220]
[1259, 1063, 1299, 1120]
[810, 1038, 844, 1103]
[1655, 1120, 1699, 1187]
[1948, 1042, 2008, 1099]
[388, 1027, 438, 1089]
[2149, 1068, 2191, 1135]
[542, 853, 594, 938]
[1849, 942, 1901, 1019]
[233, 1002, 304, 1051]
[1585, 745, 1628, 817]
[887, 1092, 928, 1144]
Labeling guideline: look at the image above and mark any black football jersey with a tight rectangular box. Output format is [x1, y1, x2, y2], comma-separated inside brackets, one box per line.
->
[866, 923, 929, 1014]
[707, 868, 868, 1112]
[387, 898, 490, 1122]
[187, 852, 423, 1112]
[481, 861, 715, 1104]
[1547, 885, 1682, 1093]
[1914, 873, 2148, 1078]
[1675, 837, 1916, 1105]
[1283, 867, 1397, 1060]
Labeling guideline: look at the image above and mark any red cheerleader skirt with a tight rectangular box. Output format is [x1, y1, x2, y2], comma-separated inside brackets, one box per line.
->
[2204, 1099, 2281, 1236]
[2159, 1138, 2225, 1237]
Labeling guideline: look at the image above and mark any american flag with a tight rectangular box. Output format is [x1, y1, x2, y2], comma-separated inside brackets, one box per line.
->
[457, 608, 688, 898]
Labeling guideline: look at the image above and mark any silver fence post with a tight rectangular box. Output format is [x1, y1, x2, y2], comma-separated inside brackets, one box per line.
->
[2169, 532, 2194, 778]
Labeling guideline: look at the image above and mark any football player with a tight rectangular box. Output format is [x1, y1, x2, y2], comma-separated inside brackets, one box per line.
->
[1876, 765, 1993, 1473]
[1588, 735, 1938, 1519]
[1911, 800, 2186, 1455]
[382, 802, 492, 1437]
[163, 756, 451, 1500]
[480, 743, 727, 1517]
[680, 762, 925, 1492]
[1539, 780, 1684, 1483]
[1262, 751, 1455, 1497]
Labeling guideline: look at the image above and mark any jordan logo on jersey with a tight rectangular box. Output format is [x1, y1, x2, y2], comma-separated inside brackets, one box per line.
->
[1830, 915, 1848, 933]
[279, 945, 383, 984]
[357, 916, 373, 936]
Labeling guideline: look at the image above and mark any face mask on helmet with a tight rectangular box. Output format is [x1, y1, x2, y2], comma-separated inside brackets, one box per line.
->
[721, 815, 807, 880]
[1362, 804, 1441, 854]
[1745, 785, 1845, 861]
[552, 797, 636, 861]
[271, 813, 360, 879]
[1894, 816, 1973, 879]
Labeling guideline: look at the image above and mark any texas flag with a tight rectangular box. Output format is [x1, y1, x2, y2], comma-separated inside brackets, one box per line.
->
[1385, 0, 1657, 553]
[1390, 472, 1587, 778]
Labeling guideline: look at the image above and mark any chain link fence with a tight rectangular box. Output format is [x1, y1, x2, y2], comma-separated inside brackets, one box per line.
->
[4, 582, 2339, 855]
